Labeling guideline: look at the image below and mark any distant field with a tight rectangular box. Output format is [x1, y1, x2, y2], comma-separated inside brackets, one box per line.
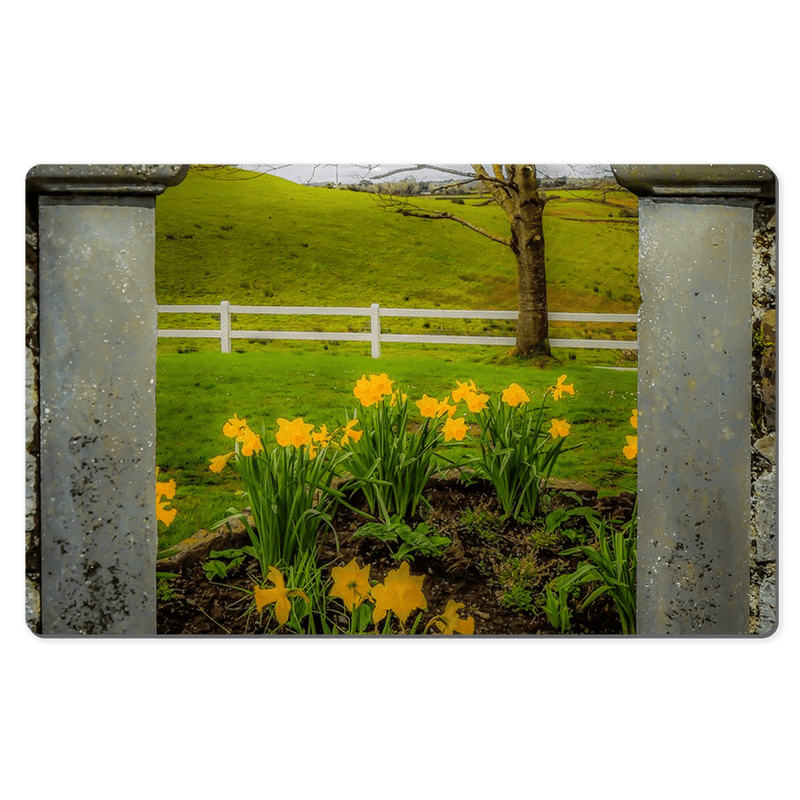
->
[154, 170, 640, 354]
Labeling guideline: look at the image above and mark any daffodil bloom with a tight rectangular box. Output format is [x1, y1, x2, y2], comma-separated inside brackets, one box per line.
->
[389, 391, 409, 407]
[330, 558, 372, 610]
[222, 413, 248, 440]
[240, 427, 264, 456]
[548, 418, 571, 439]
[434, 600, 475, 635]
[630, 409, 638, 429]
[156, 468, 176, 501]
[371, 373, 394, 396]
[451, 379, 478, 404]
[371, 561, 427, 626]
[276, 417, 314, 448]
[437, 397, 457, 418]
[353, 374, 383, 407]
[501, 383, 530, 407]
[550, 374, 575, 401]
[209, 451, 236, 473]
[353, 374, 393, 407]
[312, 424, 333, 447]
[443, 416, 468, 442]
[340, 419, 362, 447]
[253, 567, 309, 626]
[156, 500, 178, 527]
[416, 394, 442, 419]
[155, 468, 178, 526]
[623, 435, 638, 460]
[463, 390, 489, 413]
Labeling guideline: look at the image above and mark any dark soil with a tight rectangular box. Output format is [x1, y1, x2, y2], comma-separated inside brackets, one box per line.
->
[156, 478, 636, 636]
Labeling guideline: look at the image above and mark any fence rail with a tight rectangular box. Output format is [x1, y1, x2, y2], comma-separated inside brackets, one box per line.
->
[157, 301, 638, 357]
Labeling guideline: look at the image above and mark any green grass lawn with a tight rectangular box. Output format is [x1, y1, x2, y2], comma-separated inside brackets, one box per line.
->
[154, 167, 640, 549]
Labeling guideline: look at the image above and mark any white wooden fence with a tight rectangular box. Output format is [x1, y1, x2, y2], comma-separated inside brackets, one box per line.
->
[157, 301, 638, 357]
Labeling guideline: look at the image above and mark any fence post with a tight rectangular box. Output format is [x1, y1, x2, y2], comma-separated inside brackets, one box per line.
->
[220, 300, 231, 353]
[370, 302, 381, 359]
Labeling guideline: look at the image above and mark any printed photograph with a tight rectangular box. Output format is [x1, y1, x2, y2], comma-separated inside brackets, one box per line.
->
[25, 163, 777, 636]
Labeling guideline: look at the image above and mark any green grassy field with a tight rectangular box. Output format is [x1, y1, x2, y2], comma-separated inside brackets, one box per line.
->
[154, 170, 640, 352]
[154, 168, 640, 548]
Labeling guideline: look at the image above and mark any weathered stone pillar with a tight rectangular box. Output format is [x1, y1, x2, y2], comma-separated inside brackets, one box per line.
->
[612, 165, 776, 635]
[27, 165, 188, 635]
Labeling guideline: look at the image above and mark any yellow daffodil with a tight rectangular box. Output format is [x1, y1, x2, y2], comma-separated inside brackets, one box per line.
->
[156, 500, 177, 527]
[623, 435, 638, 460]
[253, 567, 309, 626]
[276, 417, 314, 448]
[630, 409, 638, 429]
[451, 379, 478, 404]
[330, 558, 373, 610]
[501, 383, 530, 407]
[548, 418, 571, 439]
[312, 424, 334, 447]
[371, 373, 394, 396]
[221, 413, 263, 455]
[353, 373, 394, 407]
[156, 467, 176, 501]
[371, 561, 427, 626]
[443, 416, 468, 442]
[155, 468, 177, 527]
[416, 394, 442, 419]
[209, 451, 236, 473]
[222, 413, 248, 440]
[240, 427, 264, 456]
[464, 390, 489, 413]
[340, 419, 362, 447]
[437, 397, 457, 418]
[434, 600, 475, 635]
[353, 374, 382, 407]
[550, 374, 575, 401]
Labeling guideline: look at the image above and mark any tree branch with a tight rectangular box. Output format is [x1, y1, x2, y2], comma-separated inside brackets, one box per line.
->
[368, 164, 477, 181]
[431, 177, 480, 193]
[472, 164, 515, 215]
[376, 193, 510, 247]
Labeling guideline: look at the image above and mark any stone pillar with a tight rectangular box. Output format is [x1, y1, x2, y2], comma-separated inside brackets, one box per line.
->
[612, 165, 776, 635]
[27, 165, 188, 635]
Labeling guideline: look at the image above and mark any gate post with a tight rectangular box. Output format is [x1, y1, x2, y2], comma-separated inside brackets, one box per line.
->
[612, 165, 776, 635]
[27, 164, 188, 635]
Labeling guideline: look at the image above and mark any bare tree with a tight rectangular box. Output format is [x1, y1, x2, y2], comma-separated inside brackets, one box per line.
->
[373, 164, 553, 357]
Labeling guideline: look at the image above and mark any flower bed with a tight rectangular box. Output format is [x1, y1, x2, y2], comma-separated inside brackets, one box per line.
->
[157, 477, 636, 635]
[156, 372, 638, 635]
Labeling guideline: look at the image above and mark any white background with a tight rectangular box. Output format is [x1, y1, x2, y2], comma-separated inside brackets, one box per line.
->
[4, 3, 796, 798]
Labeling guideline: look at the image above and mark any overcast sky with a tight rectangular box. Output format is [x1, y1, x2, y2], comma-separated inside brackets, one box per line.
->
[239, 163, 610, 185]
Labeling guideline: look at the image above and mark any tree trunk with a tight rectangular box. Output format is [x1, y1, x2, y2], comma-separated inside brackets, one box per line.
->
[381, 163, 553, 358]
[512, 215, 550, 356]
[505, 166, 550, 357]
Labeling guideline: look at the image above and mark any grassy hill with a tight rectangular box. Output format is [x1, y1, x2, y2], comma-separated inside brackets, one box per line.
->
[154, 168, 640, 351]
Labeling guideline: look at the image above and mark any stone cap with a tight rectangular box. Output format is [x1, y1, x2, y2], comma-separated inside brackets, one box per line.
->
[27, 164, 189, 196]
[611, 164, 775, 198]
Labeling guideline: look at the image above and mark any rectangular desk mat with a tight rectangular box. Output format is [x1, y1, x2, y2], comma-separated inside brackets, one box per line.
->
[25, 163, 777, 637]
